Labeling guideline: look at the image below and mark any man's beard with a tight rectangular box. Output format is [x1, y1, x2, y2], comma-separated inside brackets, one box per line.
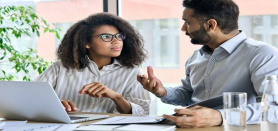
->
[189, 25, 211, 45]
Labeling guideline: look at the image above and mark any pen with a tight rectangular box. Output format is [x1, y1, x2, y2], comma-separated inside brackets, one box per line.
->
[155, 117, 165, 121]
[139, 72, 143, 80]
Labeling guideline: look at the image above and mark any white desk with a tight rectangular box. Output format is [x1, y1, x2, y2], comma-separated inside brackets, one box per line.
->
[1, 113, 278, 131]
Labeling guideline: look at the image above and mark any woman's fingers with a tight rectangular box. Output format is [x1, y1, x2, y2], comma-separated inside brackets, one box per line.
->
[88, 85, 105, 97]
[67, 101, 78, 111]
[79, 83, 97, 95]
[61, 100, 78, 112]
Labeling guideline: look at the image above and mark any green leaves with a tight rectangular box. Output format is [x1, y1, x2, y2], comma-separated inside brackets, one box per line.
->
[0, 5, 60, 81]
[0, 69, 15, 81]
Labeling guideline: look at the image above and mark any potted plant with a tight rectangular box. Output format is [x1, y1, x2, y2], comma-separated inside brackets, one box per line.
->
[0, 5, 60, 81]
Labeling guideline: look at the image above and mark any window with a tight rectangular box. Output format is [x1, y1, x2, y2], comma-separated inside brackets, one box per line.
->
[252, 15, 263, 27]
[129, 19, 180, 68]
[253, 34, 263, 41]
[271, 15, 278, 27]
[55, 23, 74, 48]
[239, 15, 278, 48]
[272, 35, 278, 47]
[159, 19, 168, 30]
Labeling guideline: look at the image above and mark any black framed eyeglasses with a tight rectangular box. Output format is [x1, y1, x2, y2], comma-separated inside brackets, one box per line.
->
[92, 33, 126, 42]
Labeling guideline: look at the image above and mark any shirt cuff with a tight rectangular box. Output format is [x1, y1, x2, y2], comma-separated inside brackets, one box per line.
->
[218, 109, 246, 126]
[129, 102, 146, 115]
[159, 87, 178, 101]
[112, 102, 146, 115]
[217, 109, 225, 126]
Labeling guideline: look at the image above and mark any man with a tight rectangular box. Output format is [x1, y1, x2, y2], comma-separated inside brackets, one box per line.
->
[137, 0, 278, 128]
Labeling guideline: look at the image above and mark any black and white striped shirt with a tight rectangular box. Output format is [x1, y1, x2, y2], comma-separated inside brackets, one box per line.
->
[34, 57, 150, 115]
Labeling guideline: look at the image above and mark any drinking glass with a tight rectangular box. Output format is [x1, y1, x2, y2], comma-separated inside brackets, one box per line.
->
[223, 92, 247, 131]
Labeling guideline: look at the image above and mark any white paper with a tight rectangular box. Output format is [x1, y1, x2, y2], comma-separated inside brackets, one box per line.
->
[55, 124, 80, 131]
[74, 125, 122, 131]
[2, 123, 80, 131]
[91, 116, 165, 125]
[114, 124, 176, 131]
[0, 120, 27, 130]
[0, 122, 6, 128]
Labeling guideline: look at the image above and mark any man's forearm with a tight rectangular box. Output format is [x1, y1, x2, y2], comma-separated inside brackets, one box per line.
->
[160, 86, 194, 106]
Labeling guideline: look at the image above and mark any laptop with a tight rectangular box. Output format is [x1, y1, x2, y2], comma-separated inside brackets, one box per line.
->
[0, 81, 109, 124]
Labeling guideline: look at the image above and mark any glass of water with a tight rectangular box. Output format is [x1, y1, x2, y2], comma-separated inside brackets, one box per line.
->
[223, 92, 247, 131]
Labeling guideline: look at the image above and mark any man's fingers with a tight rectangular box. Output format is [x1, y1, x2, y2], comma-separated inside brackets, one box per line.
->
[148, 76, 156, 91]
[155, 78, 163, 88]
[137, 74, 143, 83]
[140, 75, 149, 88]
[174, 108, 196, 116]
[162, 114, 178, 122]
[147, 66, 155, 80]
[188, 105, 203, 109]
[163, 114, 204, 128]
[176, 116, 208, 128]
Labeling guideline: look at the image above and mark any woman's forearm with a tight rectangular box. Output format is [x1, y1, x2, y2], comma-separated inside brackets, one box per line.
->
[111, 94, 132, 114]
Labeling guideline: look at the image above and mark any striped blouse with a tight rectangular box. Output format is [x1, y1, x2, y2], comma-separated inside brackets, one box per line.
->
[34, 57, 150, 115]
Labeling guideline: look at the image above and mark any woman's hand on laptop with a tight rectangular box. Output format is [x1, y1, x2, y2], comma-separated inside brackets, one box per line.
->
[61, 100, 78, 112]
[79, 82, 120, 99]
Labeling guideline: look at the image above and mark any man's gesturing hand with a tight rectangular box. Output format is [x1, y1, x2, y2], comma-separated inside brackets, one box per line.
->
[137, 66, 166, 97]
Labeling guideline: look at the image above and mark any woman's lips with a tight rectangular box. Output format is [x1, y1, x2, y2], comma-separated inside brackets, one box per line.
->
[111, 47, 121, 51]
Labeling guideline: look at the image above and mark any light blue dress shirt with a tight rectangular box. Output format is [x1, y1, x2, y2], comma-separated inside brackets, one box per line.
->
[160, 31, 278, 124]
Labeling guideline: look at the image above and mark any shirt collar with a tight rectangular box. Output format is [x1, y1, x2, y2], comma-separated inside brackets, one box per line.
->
[199, 30, 247, 55]
[219, 30, 247, 54]
[200, 45, 212, 55]
[85, 55, 122, 68]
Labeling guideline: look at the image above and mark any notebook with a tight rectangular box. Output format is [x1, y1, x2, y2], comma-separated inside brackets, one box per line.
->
[90, 116, 166, 125]
[187, 95, 223, 109]
[113, 124, 176, 131]
[74, 124, 175, 131]
[0, 81, 109, 124]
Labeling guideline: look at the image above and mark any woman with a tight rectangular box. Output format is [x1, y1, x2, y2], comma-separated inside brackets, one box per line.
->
[34, 12, 150, 115]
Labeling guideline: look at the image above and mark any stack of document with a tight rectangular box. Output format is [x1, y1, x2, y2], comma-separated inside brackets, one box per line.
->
[0, 121, 27, 130]
[75, 124, 175, 131]
[74, 116, 175, 131]
[1, 122, 79, 131]
[91, 116, 165, 124]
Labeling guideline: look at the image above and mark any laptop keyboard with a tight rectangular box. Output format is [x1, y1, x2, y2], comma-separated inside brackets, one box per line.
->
[69, 116, 89, 120]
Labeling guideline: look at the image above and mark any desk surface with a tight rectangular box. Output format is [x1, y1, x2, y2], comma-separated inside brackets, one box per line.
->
[77, 113, 278, 131]
[2, 113, 278, 131]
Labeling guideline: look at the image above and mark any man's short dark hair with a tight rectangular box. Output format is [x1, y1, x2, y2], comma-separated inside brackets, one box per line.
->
[183, 0, 239, 34]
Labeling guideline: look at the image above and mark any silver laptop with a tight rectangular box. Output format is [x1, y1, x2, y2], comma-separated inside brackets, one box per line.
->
[0, 81, 109, 124]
